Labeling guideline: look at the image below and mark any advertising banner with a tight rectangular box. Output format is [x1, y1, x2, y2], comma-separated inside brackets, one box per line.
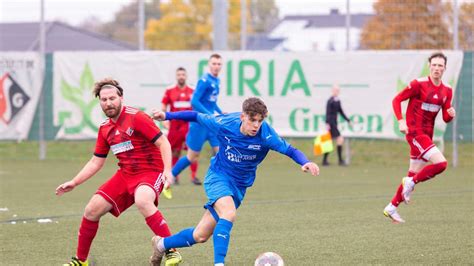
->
[53, 51, 463, 140]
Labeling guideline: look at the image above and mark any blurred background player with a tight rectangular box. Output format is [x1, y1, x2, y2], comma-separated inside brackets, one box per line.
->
[55, 78, 181, 266]
[170, 53, 224, 184]
[383, 52, 456, 224]
[322, 84, 352, 166]
[151, 97, 320, 266]
[161, 67, 200, 185]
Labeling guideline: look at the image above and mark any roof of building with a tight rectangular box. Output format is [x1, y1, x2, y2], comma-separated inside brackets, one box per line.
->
[0, 21, 137, 52]
[283, 9, 373, 28]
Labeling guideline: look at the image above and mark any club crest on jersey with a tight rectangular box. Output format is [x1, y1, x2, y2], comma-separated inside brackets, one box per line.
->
[126, 127, 134, 136]
[247, 144, 261, 150]
[110, 140, 134, 154]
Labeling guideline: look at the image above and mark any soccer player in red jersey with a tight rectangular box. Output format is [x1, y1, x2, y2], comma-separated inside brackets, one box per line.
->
[383, 52, 456, 223]
[56, 78, 182, 266]
[161, 67, 200, 185]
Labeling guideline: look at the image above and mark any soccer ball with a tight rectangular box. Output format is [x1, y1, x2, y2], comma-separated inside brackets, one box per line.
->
[254, 252, 284, 266]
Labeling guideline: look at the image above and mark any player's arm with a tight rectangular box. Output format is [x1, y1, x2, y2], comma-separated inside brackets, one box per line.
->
[55, 155, 106, 196]
[392, 80, 419, 134]
[153, 134, 173, 187]
[442, 89, 455, 123]
[191, 79, 213, 114]
[338, 102, 351, 123]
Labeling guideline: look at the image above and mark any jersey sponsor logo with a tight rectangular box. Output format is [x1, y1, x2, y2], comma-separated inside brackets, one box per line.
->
[226, 150, 257, 162]
[174, 101, 191, 108]
[110, 140, 134, 154]
[247, 144, 261, 150]
[126, 127, 134, 136]
[421, 102, 441, 112]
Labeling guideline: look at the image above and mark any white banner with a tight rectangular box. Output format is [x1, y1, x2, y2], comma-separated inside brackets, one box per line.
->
[53, 51, 463, 140]
[0, 53, 42, 140]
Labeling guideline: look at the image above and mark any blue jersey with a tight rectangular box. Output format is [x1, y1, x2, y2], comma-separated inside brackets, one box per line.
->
[191, 73, 222, 115]
[197, 112, 290, 187]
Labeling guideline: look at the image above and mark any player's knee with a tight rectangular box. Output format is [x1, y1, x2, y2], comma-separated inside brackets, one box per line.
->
[134, 198, 153, 213]
[193, 231, 211, 243]
[84, 204, 103, 220]
[219, 210, 237, 222]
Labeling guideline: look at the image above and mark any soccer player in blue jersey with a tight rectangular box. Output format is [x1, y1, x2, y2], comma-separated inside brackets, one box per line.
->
[171, 54, 224, 185]
[151, 97, 320, 266]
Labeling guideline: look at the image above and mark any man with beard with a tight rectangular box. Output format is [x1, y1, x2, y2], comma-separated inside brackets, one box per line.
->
[56, 78, 182, 266]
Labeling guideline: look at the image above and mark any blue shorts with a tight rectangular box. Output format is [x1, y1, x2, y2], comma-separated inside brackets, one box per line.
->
[186, 122, 219, 152]
[203, 168, 247, 211]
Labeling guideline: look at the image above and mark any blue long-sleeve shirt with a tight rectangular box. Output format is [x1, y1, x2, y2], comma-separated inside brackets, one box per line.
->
[191, 73, 222, 115]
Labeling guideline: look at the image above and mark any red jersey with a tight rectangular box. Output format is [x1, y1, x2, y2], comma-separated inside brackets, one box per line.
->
[94, 106, 164, 175]
[393, 76, 453, 138]
[161, 85, 194, 112]
[161, 85, 194, 131]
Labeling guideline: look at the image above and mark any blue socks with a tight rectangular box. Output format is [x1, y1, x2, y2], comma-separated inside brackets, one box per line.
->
[172, 156, 191, 177]
[163, 227, 196, 249]
[163, 219, 234, 265]
[213, 219, 233, 264]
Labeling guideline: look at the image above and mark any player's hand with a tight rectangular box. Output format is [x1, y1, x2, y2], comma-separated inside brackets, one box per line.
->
[162, 170, 174, 189]
[55, 180, 76, 196]
[302, 162, 320, 176]
[398, 120, 408, 135]
[447, 107, 456, 118]
[151, 109, 166, 121]
[326, 123, 331, 130]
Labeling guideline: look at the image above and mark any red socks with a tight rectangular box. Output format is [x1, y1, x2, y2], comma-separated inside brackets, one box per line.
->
[146, 210, 172, 237]
[190, 161, 198, 179]
[390, 161, 448, 207]
[391, 171, 416, 207]
[413, 161, 448, 184]
[76, 217, 99, 262]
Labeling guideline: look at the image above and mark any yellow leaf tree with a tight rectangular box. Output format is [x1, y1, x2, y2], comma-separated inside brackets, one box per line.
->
[145, 0, 277, 50]
[360, 0, 451, 49]
[444, 2, 474, 50]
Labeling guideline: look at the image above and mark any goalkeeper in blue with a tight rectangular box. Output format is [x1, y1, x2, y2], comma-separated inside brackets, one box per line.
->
[151, 97, 320, 266]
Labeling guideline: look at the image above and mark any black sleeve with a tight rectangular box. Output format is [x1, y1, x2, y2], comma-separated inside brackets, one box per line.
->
[338, 101, 350, 122]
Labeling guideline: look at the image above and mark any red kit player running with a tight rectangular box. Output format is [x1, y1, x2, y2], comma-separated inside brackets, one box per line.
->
[161, 67, 201, 185]
[56, 78, 182, 266]
[384, 52, 456, 223]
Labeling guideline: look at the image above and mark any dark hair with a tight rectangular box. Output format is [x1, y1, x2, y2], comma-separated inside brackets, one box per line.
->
[209, 53, 222, 60]
[93, 78, 123, 98]
[242, 97, 268, 118]
[429, 52, 447, 66]
[176, 67, 186, 72]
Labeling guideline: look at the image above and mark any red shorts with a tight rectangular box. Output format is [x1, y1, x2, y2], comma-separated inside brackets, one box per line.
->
[405, 134, 437, 161]
[168, 123, 190, 152]
[96, 170, 164, 217]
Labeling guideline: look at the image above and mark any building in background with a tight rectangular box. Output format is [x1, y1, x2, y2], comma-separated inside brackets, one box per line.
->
[0, 21, 136, 52]
[248, 9, 372, 51]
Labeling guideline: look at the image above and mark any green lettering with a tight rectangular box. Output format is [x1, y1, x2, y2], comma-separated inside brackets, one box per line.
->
[281, 60, 310, 96]
[226, 60, 232, 96]
[289, 108, 310, 132]
[367, 115, 383, 133]
[238, 60, 261, 96]
[269, 60, 274, 96]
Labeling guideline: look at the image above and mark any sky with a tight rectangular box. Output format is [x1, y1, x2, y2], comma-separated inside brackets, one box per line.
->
[0, 0, 375, 26]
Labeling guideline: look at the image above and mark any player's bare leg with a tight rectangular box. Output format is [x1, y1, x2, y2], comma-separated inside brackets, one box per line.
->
[135, 185, 181, 266]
